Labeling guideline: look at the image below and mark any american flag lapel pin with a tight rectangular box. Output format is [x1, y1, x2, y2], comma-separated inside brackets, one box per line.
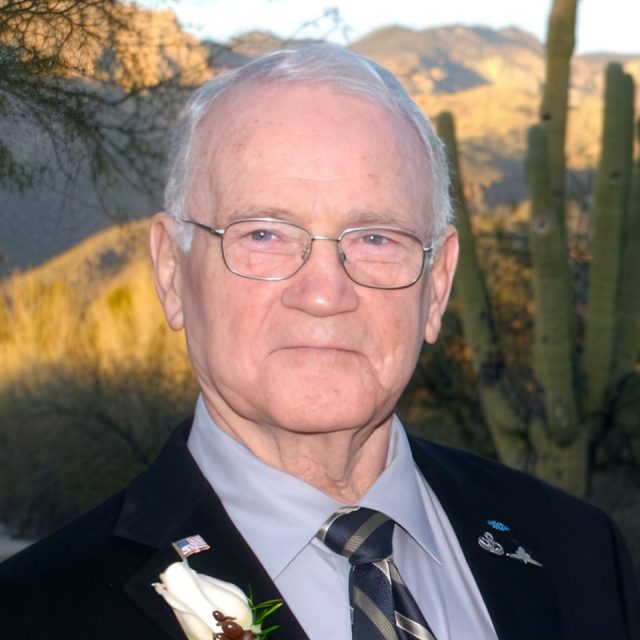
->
[172, 534, 211, 559]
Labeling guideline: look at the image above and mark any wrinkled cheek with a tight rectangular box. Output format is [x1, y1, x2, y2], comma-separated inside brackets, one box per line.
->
[183, 329, 210, 385]
[375, 335, 424, 396]
[181, 304, 223, 388]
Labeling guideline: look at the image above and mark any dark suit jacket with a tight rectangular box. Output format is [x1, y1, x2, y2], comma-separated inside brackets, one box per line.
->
[0, 418, 638, 639]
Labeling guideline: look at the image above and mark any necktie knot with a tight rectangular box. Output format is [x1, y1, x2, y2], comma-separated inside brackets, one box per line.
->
[319, 506, 394, 565]
[318, 506, 437, 639]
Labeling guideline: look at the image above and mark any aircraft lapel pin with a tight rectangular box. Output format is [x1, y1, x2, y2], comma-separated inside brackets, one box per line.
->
[506, 546, 543, 567]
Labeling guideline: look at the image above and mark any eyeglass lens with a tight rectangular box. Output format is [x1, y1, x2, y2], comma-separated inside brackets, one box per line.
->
[220, 219, 425, 288]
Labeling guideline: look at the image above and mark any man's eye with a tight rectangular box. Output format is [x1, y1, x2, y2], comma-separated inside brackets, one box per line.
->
[248, 229, 278, 242]
[362, 233, 392, 246]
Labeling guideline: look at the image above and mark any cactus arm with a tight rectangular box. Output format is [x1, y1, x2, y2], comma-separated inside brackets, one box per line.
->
[539, 0, 577, 232]
[611, 118, 640, 386]
[436, 111, 529, 469]
[526, 125, 580, 444]
[583, 64, 635, 417]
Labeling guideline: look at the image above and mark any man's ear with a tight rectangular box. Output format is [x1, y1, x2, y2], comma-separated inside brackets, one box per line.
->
[149, 212, 185, 331]
[424, 226, 459, 344]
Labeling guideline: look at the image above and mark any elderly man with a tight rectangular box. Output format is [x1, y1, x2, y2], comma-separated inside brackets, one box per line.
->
[0, 44, 638, 640]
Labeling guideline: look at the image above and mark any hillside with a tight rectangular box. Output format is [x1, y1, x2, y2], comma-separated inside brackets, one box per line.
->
[353, 25, 544, 94]
[0, 3, 211, 278]
[0, 219, 198, 536]
[2, 12, 640, 277]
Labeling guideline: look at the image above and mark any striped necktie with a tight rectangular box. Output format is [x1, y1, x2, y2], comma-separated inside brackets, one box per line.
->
[318, 506, 437, 640]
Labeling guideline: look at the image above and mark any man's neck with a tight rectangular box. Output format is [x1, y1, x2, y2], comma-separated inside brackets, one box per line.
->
[203, 396, 392, 503]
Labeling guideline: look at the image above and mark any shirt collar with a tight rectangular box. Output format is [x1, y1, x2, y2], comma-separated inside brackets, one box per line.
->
[359, 416, 441, 565]
[187, 395, 440, 577]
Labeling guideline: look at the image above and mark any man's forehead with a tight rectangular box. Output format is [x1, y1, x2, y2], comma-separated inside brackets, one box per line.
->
[186, 81, 432, 232]
[199, 81, 420, 156]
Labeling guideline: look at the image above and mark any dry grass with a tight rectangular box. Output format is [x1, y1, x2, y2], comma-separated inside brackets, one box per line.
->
[0, 220, 198, 536]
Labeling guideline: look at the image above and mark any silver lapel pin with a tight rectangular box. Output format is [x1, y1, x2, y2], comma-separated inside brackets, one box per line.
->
[506, 546, 543, 567]
[478, 531, 504, 556]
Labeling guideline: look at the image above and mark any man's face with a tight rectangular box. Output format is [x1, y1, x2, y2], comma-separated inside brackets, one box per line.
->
[153, 83, 457, 437]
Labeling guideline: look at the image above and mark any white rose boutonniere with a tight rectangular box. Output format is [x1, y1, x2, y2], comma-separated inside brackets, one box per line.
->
[153, 537, 282, 640]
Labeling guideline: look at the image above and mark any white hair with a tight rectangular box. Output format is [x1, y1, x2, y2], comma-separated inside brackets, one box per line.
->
[164, 43, 452, 251]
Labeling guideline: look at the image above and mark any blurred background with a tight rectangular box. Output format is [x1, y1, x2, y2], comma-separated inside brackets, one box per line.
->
[0, 0, 638, 577]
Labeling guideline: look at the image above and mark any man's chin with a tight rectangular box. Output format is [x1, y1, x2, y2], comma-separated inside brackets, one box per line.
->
[264, 412, 382, 438]
[259, 384, 388, 436]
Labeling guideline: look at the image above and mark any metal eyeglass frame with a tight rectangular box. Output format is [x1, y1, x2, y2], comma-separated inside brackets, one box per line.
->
[179, 217, 434, 290]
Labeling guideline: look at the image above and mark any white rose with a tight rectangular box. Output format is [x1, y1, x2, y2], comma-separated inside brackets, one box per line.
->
[153, 560, 256, 640]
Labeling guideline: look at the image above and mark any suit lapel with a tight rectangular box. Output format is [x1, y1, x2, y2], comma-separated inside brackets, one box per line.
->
[409, 437, 562, 640]
[114, 420, 308, 640]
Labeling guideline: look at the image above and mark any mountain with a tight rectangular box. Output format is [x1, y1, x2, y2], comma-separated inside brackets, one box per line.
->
[352, 25, 640, 203]
[2, 13, 639, 277]
[353, 25, 544, 94]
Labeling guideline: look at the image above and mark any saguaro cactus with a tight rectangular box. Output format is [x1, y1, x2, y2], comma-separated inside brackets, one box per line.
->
[433, 2, 639, 496]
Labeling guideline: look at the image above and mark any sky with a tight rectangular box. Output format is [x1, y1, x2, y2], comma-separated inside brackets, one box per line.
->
[139, 0, 640, 55]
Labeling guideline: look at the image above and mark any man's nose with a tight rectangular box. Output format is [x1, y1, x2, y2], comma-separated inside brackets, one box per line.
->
[281, 238, 359, 316]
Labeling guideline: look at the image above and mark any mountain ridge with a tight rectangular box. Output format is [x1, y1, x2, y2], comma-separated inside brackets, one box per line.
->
[2, 13, 639, 277]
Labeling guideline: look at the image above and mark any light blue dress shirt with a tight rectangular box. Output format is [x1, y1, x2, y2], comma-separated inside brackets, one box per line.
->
[188, 395, 498, 640]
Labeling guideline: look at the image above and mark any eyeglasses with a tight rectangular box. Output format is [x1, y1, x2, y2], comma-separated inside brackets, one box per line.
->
[180, 217, 434, 290]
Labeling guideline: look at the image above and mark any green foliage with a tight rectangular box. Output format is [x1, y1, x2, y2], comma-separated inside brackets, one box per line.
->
[250, 596, 284, 639]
